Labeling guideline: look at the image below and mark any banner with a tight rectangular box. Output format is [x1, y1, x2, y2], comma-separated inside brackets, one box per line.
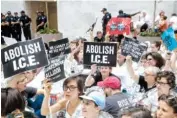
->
[161, 27, 177, 51]
[1, 37, 49, 78]
[121, 37, 148, 62]
[49, 38, 71, 58]
[106, 17, 131, 35]
[45, 56, 66, 82]
[83, 42, 117, 66]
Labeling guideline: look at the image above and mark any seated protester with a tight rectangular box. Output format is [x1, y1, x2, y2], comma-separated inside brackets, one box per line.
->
[133, 10, 151, 39]
[119, 105, 152, 118]
[80, 89, 113, 118]
[64, 40, 84, 77]
[155, 10, 165, 26]
[94, 31, 105, 42]
[150, 41, 162, 53]
[112, 50, 138, 91]
[97, 76, 132, 118]
[6, 73, 45, 118]
[1, 87, 36, 118]
[85, 65, 118, 87]
[156, 71, 176, 97]
[158, 16, 168, 32]
[145, 52, 165, 69]
[169, 13, 177, 37]
[41, 75, 84, 118]
[156, 94, 177, 118]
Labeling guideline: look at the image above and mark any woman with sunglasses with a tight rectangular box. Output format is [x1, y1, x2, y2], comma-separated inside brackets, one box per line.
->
[41, 75, 84, 118]
[156, 94, 177, 118]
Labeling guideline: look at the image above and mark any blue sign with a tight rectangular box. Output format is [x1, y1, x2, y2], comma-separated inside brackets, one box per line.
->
[161, 27, 177, 51]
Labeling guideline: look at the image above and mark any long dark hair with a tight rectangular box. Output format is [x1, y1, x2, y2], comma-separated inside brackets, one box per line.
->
[145, 52, 165, 68]
[1, 88, 25, 117]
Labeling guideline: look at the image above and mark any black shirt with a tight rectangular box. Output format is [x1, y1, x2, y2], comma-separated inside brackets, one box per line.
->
[1, 18, 9, 32]
[13, 16, 21, 30]
[92, 72, 119, 86]
[94, 36, 104, 42]
[138, 76, 156, 92]
[20, 15, 31, 28]
[118, 13, 131, 18]
[103, 93, 132, 118]
[6, 15, 15, 26]
[102, 12, 112, 27]
[36, 16, 45, 26]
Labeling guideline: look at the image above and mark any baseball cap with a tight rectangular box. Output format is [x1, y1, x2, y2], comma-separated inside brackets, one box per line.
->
[101, 8, 107, 12]
[80, 91, 105, 109]
[97, 76, 121, 89]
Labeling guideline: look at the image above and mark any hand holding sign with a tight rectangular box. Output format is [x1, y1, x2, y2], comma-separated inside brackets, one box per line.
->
[126, 55, 133, 66]
[90, 64, 97, 74]
[43, 79, 53, 96]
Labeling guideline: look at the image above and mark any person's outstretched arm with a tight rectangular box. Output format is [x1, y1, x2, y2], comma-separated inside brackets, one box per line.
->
[41, 81, 67, 116]
[126, 56, 139, 82]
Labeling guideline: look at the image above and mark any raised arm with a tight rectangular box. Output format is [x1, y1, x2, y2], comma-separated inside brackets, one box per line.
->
[85, 64, 97, 87]
[41, 81, 66, 116]
[126, 56, 139, 82]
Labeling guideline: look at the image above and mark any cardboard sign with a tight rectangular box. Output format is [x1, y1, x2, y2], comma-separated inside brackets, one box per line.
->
[83, 42, 117, 66]
[106, 17, 131, 35]
[45, 56, 66, 82]
[121, 37, 148, 62]
[161, 27, 177, 51]
[1, 37, 49, 78]
[49, 38, 71, 58]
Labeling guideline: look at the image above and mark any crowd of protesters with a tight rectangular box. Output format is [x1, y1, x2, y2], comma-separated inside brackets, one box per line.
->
[1, 7, 177, 118]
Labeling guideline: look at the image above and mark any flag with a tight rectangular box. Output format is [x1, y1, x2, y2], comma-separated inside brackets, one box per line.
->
[161, 27, 177, 51]
[106, 17, 131, 35]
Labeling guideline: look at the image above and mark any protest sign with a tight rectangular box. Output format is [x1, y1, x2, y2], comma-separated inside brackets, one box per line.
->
[1, 37, 48, 78]
[106, 17, 131, 35]
[49, 38, 71, 58]
[83, 42, 117, 66]
[161, 27, 177, 51]
[121, 37, 148, 62]
[45, 56, 66, 82]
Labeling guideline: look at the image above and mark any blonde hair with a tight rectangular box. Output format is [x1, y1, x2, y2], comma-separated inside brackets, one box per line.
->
[7, 73, 25, 88]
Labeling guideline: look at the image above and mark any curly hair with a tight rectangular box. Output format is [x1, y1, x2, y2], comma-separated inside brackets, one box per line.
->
[145, 52, 165, 68]
[156, 71, 176, 89]
[158, 94, 177, 113]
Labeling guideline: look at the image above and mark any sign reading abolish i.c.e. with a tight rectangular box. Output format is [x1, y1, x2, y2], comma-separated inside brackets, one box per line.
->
[83, 42, 117, 67]
[1, 37, 49, 78]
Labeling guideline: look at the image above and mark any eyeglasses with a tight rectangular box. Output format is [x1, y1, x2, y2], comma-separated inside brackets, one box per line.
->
[156, 81, 169, 86]
[63, 86, 77, 91]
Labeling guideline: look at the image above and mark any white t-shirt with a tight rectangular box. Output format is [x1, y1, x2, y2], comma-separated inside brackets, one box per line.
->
[170, 16, 177, 30]
[65, 101, 82, 118]
[112, 62, 138, 92]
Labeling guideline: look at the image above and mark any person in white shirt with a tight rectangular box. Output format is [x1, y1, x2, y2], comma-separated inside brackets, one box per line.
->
[133, 10, 151, 38]
[169, 13, 177, 35]
[155, 10, 165, 25]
